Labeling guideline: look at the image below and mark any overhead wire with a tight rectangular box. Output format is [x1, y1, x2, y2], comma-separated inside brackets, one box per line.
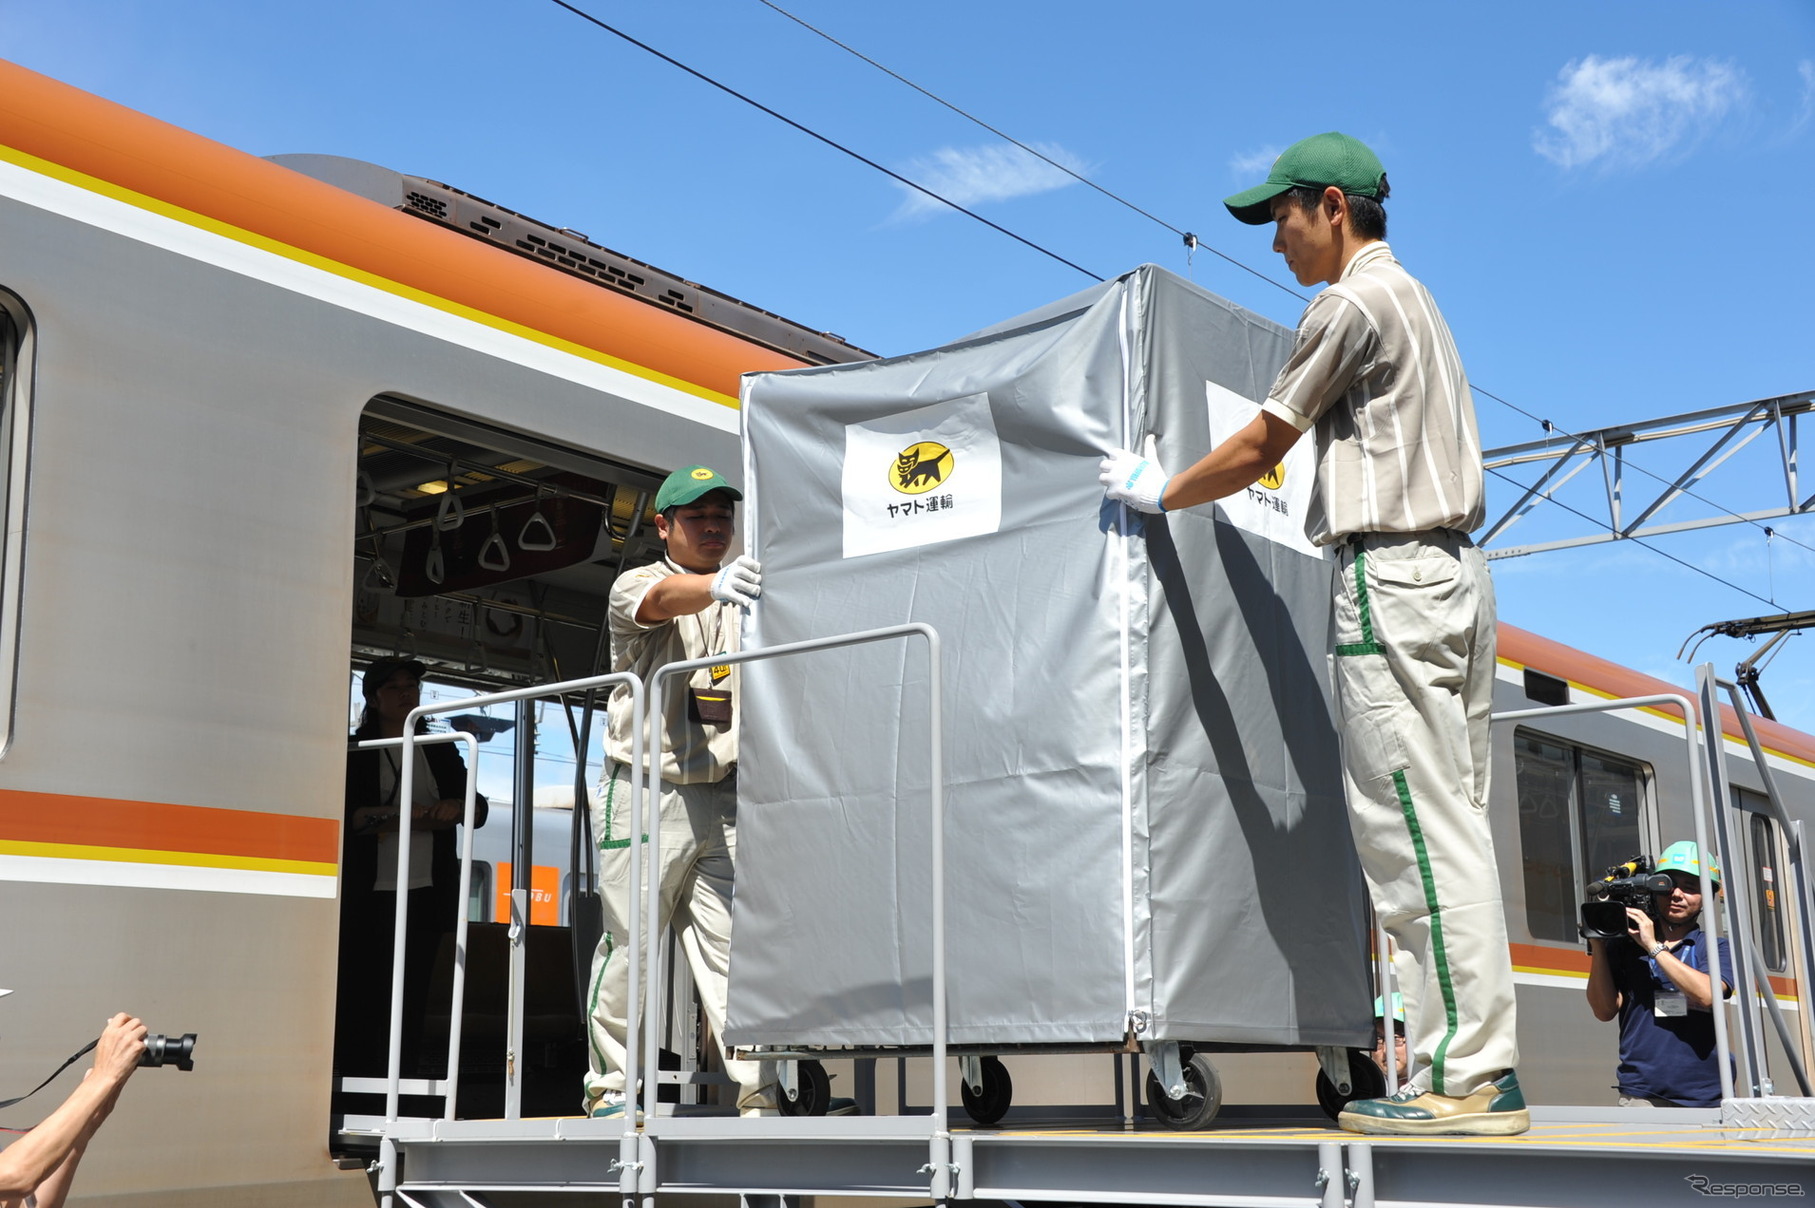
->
[544, 0, 1800, 610]
[752, 0, 1310, 305]
[544, 0, 1103, 283]
[749, 0, 1812, 598]
[752, 5, 1812, 541]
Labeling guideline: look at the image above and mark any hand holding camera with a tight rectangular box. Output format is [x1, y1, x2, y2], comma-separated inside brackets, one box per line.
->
[93, 1014, 146, 1086]
[1623, 905, 1661, 954]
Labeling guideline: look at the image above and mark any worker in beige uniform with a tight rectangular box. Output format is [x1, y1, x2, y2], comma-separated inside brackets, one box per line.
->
[582, 465, 780, 1118]
[1101, 132, 1525, 1136]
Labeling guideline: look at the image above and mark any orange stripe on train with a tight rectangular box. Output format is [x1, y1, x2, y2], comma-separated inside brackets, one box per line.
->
[0, 60, 809, 404]
[1510, 941, 1797, 999]
[0, 788, 339, 865]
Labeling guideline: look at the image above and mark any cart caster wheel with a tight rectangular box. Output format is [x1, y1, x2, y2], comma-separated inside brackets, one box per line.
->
[778, 1059, 831, 1116]
[1145, 1051, 1222, 1131]
[961, 1056, 1013, 1126]
[1315, 1049, 1387, 1121]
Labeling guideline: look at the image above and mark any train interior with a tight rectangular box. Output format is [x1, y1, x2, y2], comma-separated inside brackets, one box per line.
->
[338, 394, 683, 1133]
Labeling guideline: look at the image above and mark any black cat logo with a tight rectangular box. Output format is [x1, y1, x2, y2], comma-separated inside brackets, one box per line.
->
[889, 441, 954, 495]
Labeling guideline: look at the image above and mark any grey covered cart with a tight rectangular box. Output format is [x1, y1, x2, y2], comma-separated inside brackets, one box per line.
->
[725, 265, 1378, 1126]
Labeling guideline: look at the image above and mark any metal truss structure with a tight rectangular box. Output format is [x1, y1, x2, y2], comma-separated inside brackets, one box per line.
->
[1480, 389, 1815, 560]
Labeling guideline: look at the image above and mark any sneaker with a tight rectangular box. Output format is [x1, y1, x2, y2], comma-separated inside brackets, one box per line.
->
[1338, 1071, 1529, 1137]
[825, 1097, 859, 1117]
[740, 1105, 781, 1118]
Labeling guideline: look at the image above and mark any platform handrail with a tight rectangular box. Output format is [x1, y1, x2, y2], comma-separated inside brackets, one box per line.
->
[641, 622, 945, 1192]
[1693, 666, 1766, 1097]
[396, 670, 645, 1151]
[352, 729, 480, 1126]
[1493, 691, 1734, 1102]
[1710, 671, 1815, 1096]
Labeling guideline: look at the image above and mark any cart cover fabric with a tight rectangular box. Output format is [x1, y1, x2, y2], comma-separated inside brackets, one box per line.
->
[726, 264, 1371, 1048]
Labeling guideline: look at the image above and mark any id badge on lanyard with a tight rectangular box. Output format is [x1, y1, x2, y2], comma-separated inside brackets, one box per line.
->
[688, 599, 733, 724]
[691, 661, 732, 724]
[1652, 939, 1690, 1017]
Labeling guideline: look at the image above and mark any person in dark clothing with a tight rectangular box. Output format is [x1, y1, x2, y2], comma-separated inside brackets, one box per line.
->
[336, 658, 487, 1078]
[1585, 840, 1733, 1107]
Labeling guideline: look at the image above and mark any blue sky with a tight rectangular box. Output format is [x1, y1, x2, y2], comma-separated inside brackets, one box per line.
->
[7, 0, 1815, 732]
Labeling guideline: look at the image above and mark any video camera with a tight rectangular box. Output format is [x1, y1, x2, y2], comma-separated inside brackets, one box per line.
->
[1580, 854, 1673, 941]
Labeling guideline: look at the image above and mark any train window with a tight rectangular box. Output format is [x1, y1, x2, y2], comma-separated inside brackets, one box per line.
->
[1514, 730, 1648, 942]
[1514, 733, 1576, 941]
[560, 869, 597, 927]
[1737, 791, 1787, 973]
[467, 861, 493, 923]
[1578, 750, 1645, 876]
[0, 296, 31, 755]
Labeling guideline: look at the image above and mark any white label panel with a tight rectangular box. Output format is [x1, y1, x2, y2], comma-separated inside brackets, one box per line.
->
[842, 394, 1003, 559]
[1204, 380, 1321, 558]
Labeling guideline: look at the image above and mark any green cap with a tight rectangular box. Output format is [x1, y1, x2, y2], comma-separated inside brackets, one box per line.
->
[653, 465, 742, 513]
[1223, 132, 1387, 225]
[1655, 840, 1720, 890]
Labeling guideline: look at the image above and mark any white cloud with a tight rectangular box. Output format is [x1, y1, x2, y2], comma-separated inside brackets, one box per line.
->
[1229, 146, 1282, 177]
[889, 142, 1088, 222]
[1533, 55, 1748, 170]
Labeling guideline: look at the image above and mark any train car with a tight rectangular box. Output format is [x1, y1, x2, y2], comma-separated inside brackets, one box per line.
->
[0, 59, 863, 1207]
[1489, 623, 1811, 1105]
[0, 56, 1810, 1208]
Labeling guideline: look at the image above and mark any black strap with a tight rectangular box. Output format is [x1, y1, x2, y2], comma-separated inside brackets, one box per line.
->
[0, 1039, 96, 1110]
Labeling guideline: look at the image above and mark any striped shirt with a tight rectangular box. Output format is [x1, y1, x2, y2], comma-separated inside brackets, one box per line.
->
[1259, 242, 1484, 546]
[605, 558, 740, 785]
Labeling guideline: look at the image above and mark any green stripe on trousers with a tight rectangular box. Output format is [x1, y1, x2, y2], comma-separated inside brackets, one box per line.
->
[1336, 546, 1385, 657]
[1391, 767, 1460, 1093]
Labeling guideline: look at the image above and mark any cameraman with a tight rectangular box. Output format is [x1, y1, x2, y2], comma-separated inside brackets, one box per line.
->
[0, 1013, 146, 1208]
[1585, 842, 1733, 1107]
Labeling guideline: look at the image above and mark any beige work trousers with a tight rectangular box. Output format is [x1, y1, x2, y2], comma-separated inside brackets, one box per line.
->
[582, 765, 777, 1110]
[1332, 531, 1519, 1098]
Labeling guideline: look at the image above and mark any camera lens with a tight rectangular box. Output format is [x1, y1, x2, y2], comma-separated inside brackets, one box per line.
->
[139, 1033, 197, 1072]
[1579, 901, 1630, 940]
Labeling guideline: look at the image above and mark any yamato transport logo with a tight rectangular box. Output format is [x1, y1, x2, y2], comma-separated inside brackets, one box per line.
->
[1258, 462, 1286, 490]
[889, 441, 954, 495]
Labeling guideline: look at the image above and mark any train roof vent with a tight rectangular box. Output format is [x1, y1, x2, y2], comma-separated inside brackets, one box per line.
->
[267, 154, 873, 367]
[1522, 668, 1570, 707]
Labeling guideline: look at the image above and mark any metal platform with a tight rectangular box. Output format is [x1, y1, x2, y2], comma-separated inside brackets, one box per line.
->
[363, 1106, 1815, 1208]
[350, 661, 1815, 1208]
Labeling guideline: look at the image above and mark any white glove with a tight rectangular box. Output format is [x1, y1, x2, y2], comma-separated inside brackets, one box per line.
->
[1099, 442, 1171, 514]
[709, 554, 762, 608]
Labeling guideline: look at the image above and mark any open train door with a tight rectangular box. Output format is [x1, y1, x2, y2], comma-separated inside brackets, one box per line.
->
[335, 395, 668, 1137]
